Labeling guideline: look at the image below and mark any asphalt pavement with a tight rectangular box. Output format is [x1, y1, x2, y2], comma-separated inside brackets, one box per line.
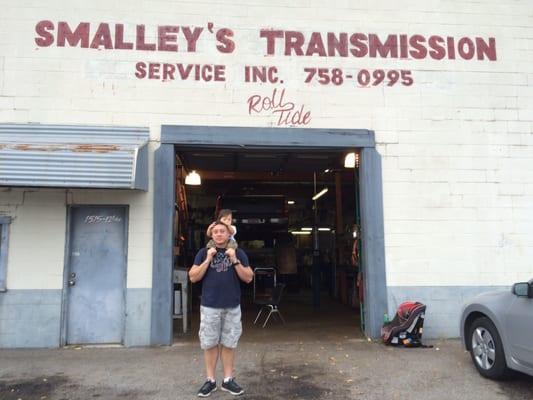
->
[1, 338, 533, 400]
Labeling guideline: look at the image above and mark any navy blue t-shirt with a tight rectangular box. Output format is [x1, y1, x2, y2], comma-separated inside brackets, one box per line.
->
[193, 247, 250, 308]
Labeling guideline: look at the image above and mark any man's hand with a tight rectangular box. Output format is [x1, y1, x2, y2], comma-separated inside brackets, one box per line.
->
[189, 248, 217, 283]
[225, 248, 236, 262]
[207, 247, 217, 260]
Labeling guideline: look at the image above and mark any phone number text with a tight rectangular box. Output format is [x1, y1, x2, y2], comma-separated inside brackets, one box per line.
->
[304, 68, 413, 87]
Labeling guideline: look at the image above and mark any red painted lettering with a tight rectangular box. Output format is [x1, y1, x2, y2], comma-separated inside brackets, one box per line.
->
[247, 95, 261, 113]
[458, 37, 475, 60]
[349, 33, 368, 57]
[182, 27, 203, 52]
[162, 63, 175, 80]
[447, 37, 456, 60]
[158, 26, 179, 52]
[327, 32, 348, 57]
[285, 31, 304, 56]
[115, 24, 133, 50]
[177, 64, 193, 79]
[148, 63, 160, 79]
[90, 23, 113, 49]
[428, 35, 446, 60]
[369, 34, 398, 58]
[216, 28, 235, 53]
[260, 30, 284, 55]
[409, 35, 427, 59]
[35, 20, 55, 47]
[306, 32, 326, 56]
[213, 65, 225, 81]
[136, 25, 156, 51]
[58, 21, 90, 48]
[476, 37, 496, 61]
[135, 62, 147, 79]
[268, 67, 279, 83]
[247, 88, 311, 127]
[399, 34, 409, 58]
[201, 65, 213, 81]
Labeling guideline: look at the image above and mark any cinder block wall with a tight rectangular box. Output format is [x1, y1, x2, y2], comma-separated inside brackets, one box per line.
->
[1, 0, 532, 341]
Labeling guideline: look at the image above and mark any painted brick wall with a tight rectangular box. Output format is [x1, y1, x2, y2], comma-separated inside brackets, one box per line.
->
[0, 141, 155, 290]
[0, 1, 532, 326]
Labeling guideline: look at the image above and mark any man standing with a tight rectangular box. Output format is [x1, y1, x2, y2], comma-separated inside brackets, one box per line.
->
[189, 221, 254, 397]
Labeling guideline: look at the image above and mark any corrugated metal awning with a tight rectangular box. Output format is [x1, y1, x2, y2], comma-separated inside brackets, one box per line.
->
[0, 124, 150, 190]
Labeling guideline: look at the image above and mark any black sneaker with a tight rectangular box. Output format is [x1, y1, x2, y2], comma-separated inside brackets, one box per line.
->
[197, 380, 217, 397]
[221, 378, 244, 396]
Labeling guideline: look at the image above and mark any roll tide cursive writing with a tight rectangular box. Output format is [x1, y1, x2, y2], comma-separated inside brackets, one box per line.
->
[247, 88, 311, 126]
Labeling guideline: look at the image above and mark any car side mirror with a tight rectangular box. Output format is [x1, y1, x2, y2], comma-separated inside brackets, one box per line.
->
[512, 282, 532, 298]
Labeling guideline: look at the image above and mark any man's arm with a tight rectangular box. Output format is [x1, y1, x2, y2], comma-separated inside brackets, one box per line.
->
[234, 262, 254, 283]
[229, 253, 253, 283]
[189, 248, 216, 283]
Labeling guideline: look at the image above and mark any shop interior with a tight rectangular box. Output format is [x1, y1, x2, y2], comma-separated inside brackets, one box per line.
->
[172, 147, 364, 342]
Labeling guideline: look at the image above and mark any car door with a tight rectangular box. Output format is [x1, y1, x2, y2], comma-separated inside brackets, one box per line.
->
[506, 282, 533, 366]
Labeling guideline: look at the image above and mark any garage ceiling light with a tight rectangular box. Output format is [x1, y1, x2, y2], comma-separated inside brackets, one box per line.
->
[318, 227, 331, 231]
[291, 231, 312, 235]
[301, 227, 313, 231]
[312, 188, 328, 201]
[344, 152, 356, 168]
[185, 170, 201, 185]
[287, 200, 295, 205]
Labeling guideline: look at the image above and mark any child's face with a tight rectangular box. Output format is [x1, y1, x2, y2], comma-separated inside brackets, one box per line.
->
[220, 214, 232, 225]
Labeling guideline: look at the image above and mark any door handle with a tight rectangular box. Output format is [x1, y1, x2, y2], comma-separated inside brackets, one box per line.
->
[68, 279, 76, 287]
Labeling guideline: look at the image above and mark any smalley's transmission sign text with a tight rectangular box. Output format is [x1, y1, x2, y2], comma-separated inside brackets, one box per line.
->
[34, 20, 498, 126]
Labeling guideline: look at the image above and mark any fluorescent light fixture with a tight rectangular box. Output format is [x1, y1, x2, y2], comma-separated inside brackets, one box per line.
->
[185, 170, 201, 185]
[301, 227, 313, 231]
[344, 152, 356, 168]
[290, 231, 312, 235]
[287, 200, 295, 205]
[312, 188, 328, 201]
[324, 168, 331, 173]
[318, 227, 331, 231]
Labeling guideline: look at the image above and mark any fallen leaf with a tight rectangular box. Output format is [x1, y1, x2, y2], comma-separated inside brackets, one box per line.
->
[291, 375, 299, 380]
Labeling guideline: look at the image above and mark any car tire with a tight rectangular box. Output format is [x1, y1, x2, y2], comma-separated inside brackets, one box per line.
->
[468, 317, 509, 380]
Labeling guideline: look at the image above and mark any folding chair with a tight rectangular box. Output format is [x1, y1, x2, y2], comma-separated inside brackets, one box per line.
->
[253, 283, 286, 328]
[253, 267, 276, 303]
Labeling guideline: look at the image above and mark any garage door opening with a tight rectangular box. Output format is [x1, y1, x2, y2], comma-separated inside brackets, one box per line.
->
[172, 147, 365, 343]
[152, 125, 386, 345]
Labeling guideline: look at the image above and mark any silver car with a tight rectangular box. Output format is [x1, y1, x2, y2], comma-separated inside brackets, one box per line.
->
[460, 279, 533, 379]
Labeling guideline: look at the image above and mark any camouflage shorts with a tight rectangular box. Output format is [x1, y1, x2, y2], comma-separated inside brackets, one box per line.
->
[199, 305, 242, 350]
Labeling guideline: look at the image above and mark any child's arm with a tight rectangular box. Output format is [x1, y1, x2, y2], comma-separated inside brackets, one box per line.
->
[229, 225, 236, 236]
[206, 222, 216, 238]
